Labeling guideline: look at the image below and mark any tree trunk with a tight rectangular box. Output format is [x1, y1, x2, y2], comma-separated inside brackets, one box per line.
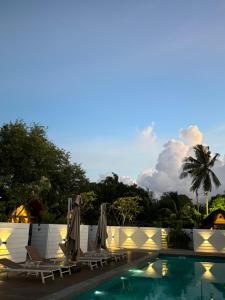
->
[205, 191, 209, 215]
[196, 191, 199, 212]
[122, 214, 126, 226]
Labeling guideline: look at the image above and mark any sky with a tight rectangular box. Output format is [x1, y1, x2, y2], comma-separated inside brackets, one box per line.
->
[1, 1, 225, 198]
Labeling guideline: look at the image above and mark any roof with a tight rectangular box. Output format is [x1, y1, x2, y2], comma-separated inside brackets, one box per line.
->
[201, 209, 225, 228]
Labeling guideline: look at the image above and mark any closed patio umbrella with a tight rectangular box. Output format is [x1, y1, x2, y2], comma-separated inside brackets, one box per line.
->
[65, 195, 82, 261]
[95, 203, 108, 250]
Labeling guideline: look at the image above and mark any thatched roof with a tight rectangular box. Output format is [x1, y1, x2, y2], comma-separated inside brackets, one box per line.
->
[201, 209, 225, 228]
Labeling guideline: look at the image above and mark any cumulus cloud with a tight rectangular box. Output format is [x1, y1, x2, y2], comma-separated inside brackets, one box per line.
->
[137, 125, 225, 199]
[180, 125, 203, 146]
[70, 122, 225, 201]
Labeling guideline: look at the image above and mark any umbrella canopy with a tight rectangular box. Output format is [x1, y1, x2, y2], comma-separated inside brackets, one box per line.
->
[95, 203, 108, 250]
[65, 195, 82, 261]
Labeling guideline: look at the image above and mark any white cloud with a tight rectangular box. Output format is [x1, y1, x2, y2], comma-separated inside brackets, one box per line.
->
[69, 123, 225, 201]
[180, 125, 203, 146]
[137, 125, 224, 199]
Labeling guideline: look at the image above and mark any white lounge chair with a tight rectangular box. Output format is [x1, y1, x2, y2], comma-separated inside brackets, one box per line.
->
[0, 258, 62, 284]
[59, 243, 104, 270]
[26, 245, 76, 275]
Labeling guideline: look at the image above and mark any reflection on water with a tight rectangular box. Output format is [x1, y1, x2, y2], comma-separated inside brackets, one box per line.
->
[75, 256, 225, 300]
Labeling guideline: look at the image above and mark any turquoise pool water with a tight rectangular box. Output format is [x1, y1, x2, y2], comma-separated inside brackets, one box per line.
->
[74, 255, 225, 300]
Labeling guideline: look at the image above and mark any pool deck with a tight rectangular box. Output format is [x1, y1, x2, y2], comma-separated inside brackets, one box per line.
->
[0, 251, 151, 300]
[1, 249, 225, 300]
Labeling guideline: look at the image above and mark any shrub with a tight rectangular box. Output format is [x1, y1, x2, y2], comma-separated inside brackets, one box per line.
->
[167, 227, 191, 249]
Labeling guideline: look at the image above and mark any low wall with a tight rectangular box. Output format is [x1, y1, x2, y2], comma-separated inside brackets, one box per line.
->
[31, 224, 89, 259]
[0, 222, 29, 262]
[2, 223, 225, 262]
[193, 229, 225, 253]
[88, 226, 168, 251]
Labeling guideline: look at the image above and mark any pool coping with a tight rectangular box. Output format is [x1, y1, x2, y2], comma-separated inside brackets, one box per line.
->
[158, 248, 225, 258]
[38, 253, 154, 300]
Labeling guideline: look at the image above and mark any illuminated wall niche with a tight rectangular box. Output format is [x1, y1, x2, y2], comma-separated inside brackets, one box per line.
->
[0, 228, 12, 260]
[141, 228, 161, 250]
[193, 229, 225, 253]
[106, 226, 120, 250]
[120, 227, 137, 249]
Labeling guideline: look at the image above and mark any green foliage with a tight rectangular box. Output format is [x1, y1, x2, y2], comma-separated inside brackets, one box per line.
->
[111, 196, 143, 226]
[167, 225, 191, 249]
[0, 121, 214, 228]
[157, 192, 198, 228]
[136, 190, 158, 226]
[0, 120, 88, 222]
[209, 195, 225, 212]
[80, 191, 97, 224]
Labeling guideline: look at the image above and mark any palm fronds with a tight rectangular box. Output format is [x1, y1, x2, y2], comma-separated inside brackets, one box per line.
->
[180, 144, 221, 215]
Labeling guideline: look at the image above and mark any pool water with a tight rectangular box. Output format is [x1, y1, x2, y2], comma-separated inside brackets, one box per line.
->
[74, 255, 225, 300]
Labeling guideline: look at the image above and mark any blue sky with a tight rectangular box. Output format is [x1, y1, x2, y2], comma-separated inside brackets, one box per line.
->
[1, 1, 225, 184]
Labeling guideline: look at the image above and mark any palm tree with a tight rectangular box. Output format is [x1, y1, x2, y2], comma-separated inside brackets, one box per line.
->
[180, 144, 221, 215]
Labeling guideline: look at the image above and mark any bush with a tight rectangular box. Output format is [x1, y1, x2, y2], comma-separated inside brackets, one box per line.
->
[167, 227, 191, 249]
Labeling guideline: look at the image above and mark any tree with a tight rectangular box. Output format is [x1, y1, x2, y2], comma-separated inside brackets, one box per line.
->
[0, 120, 88, 222]
[111, 196, 143, 226]
[157, 192, 199, 228]
[88, 172, 152, 225]
[209, 195, 225, 212]
[136, 190, 158, 226]
[180, 144, 221, 216]
[80, 191, 97, 224]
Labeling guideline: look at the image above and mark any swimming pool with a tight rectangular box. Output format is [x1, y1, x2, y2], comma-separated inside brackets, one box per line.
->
[74, 255, 225, 300]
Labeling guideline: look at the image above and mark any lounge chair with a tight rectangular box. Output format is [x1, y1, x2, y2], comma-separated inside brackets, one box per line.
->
[59, 243, 103, 270]
[0, 258, 62, 284]
[79, 248, 109, 266]
[88, 249, 121, 262]
[26, 245, 76, 275]
[89, 241, 126, 261]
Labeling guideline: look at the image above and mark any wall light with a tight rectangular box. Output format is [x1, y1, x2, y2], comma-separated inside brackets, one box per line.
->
[62, 238, 66, 244]
[112, 235, 115, 240]
[0, 239, 7, 246]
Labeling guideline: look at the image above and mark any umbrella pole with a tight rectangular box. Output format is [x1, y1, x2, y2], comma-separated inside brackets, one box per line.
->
[67, 198, 72, 231]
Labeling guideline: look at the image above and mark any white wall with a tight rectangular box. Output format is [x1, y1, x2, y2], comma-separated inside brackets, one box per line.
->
[87, 226, 168, 251]
[193, 229, 225, 253]
[31, 224, 48, 258]
[31, 224, 89, 259]
[88, 225, 97, 250]
[119, 227, 164, 250]
[0, 223, 29, 262]
[106, 226, 121, 249]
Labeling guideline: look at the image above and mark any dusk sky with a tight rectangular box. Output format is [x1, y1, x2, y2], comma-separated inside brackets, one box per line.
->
[1, 1, 225, 196]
